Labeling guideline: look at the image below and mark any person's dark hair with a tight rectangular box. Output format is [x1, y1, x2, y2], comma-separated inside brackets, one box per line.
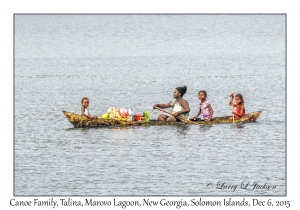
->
[176, 86, 187, 97]
[235, 94, 244, 104]
[199, 90, 207, 98]
[81, 97, 89, 103]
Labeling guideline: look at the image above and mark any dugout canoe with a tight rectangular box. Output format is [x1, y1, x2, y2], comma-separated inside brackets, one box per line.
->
[62, 110, 262, 127]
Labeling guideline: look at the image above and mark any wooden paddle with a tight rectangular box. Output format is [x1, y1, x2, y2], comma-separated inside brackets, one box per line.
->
[232, 103, 235, 123]
[154, 106, 198, 125]
[231, 93, 235, 124]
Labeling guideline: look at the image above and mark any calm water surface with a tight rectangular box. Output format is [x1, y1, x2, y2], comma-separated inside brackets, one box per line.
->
[14, 15, 285, 196]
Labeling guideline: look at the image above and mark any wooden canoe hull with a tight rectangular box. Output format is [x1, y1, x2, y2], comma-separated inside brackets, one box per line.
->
[62, 110, 262, 127]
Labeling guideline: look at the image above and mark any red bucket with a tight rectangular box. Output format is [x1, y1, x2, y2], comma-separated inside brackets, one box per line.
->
[135, 114, 141, 121]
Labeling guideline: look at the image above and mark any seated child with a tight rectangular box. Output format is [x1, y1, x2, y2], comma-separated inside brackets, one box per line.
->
[229, 93, 246, 119]
[81, 97, 97, 119]
[193, 90, 213, 121]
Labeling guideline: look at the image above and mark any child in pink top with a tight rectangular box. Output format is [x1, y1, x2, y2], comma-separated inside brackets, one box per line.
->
[193, 90, 213, 121]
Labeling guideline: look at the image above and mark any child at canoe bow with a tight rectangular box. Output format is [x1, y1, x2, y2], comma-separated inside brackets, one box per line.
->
[81, 97, 97, 119]
[193, 90, 214, 122]
[229, 93, 246, 119]
[153, 86, 190, 122]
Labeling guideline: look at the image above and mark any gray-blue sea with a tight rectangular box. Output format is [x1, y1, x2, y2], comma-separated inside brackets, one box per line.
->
[14, 14, 286, 196]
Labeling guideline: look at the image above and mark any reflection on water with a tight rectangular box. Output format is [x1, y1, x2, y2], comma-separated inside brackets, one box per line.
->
[109, 126, 134, 131]
[174, 125, 190, 135]
[199, 125, 213, 132]
[235, 124, 246, 129]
